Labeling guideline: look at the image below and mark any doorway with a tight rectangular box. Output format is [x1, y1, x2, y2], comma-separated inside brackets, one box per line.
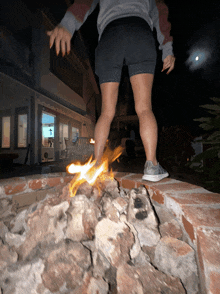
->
[42, 112, 56, 162]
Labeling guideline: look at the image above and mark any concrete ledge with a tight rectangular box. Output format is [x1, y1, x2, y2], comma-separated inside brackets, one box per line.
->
[114, 172, 220, 294]
[0, 172, 220, 293]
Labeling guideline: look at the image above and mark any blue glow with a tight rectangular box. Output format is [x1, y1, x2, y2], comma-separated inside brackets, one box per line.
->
[186, 49, 211, 71]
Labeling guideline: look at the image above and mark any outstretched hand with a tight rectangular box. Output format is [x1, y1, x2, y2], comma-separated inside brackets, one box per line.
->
[47, 26, 72, 56]
[161, 55, 176, 74]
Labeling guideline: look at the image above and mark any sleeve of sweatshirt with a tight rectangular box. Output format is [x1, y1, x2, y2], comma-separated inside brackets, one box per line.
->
[150, 0, 174, 61]
[59, 0, 99, 37]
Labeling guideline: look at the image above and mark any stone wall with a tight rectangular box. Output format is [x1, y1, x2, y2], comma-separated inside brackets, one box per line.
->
[0, 173, 220, 293]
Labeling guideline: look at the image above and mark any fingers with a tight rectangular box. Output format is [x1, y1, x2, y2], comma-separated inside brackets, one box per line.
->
[162, 55, 176, 75]
[47, 27, 71, 56]
[61, 39, 66, 57]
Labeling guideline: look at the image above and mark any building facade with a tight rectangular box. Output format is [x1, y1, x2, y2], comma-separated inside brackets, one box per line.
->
[0, 6, 100, 166]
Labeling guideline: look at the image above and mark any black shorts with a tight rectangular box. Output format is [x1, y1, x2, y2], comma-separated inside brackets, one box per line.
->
[95, 17, 157, 84]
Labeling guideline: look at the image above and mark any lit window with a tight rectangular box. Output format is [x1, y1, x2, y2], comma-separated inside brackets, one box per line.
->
[2, 116, 10, 148]
[18, 114, 27, 147]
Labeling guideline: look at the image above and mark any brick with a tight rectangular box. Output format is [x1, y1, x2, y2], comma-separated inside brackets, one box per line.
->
[121, 179, 136, 190]
[168, 193, 220, 206]
[4, 182, 27, 195]
[114, 172, 130, 179]
[149, 187, 165, 205]
[182, 206, 220, 228]
[182, 215, 195, 241]
[197, 228, 220, 268]
[46, 177, 62, 188]
[209, 271, 220, 294]
[63, 175, 74, 183]
[28, 179, 44, 190]
[12, 191, 38, 209]
[125, 173, 143, 181]
[149, 182, 201, 193]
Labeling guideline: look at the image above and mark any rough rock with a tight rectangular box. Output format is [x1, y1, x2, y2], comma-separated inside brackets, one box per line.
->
[135, 262, 186, 294]
[101, 195, 120, 222]
[70, 271, 109, 294]
[95, 218, 134, 267]
[0, 221, 8, 241]
[5, 231, 26, 249]
[0, 259, 45, 294]
[82, 240, 111, 279]
[0, 239, 18, 270]
[112, 197, 128, 215]
[117, 261, 186, 294]
[127, 186, 161, 247]
[65, 195, 101, 241]
[153, 204, 175, 224]
[117, 263, 144, 294]
[0, 198, 15, 222]
[9, 209, 27, 234]
[159, 218, 183, 239]
[101, 178, 120, 199]
[41, 240, 91, 292]
[154, 236, 199, 294]
[18, 200, 69, 260]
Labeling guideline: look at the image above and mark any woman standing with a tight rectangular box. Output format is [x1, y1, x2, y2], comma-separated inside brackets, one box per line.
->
[47, 0, 175, 182]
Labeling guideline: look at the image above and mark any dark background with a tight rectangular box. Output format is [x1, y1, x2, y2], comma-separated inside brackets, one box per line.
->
[1, 0, 220, 135]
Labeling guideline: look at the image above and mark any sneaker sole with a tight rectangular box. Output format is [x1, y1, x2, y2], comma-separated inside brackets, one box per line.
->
[142, 172, 169, 182]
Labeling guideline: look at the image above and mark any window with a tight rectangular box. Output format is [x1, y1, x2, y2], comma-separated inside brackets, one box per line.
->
[18, 114, 27, 148]
[59, 123, 69, 151]
[72, 127, 79, 143]
[2, 116, 11, 148]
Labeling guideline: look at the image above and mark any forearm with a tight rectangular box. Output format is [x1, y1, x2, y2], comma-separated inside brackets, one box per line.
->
[59, 0, 99, 36]
[151, 0, 174, 60]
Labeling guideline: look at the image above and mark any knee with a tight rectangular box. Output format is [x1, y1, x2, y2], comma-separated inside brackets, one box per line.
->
[101, 108, 116, 122]
[135, 105, 152, 118]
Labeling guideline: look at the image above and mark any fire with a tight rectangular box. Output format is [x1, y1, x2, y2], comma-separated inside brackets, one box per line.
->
[90, 138, 95, 144]
[67, 146, 123, 197]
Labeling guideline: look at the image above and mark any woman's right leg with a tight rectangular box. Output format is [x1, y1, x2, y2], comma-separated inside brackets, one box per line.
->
[94, 82, 120, 163]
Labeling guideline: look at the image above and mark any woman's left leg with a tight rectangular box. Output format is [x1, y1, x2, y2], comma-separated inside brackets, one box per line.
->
[94, 82, 120, 163]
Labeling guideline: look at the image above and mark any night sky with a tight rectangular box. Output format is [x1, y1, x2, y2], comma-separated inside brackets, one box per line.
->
[1, 0, 220, 135]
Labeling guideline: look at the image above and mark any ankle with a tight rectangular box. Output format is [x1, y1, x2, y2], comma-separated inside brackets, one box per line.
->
[147, 159, 158, 166]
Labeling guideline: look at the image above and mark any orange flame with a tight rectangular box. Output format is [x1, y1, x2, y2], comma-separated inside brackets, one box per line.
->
[90, 138, 95, 144]
[67, 146, 123, 197]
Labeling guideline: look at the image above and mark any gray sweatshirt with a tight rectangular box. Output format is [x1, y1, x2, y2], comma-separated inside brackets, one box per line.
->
[60, 0, 173, 60]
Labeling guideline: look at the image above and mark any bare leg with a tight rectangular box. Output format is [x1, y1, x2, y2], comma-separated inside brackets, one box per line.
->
[94, 82, 120, 163]
[130, 73, 158, 165]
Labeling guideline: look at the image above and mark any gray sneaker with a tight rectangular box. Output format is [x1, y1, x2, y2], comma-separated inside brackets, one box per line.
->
[142, 161, 169, 182]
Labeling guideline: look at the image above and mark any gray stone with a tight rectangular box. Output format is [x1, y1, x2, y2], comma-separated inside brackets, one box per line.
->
[9, 209, 27, 234]
[0, 259, 45, 294]
[159, 218, 183, 239]
[5, 231, 26, 249]
[65, 195, 101, 241]
[127, 186, 161, 247]
[87, 277, 109, 294]
[0, 239, 18, 270]
[0, 221, 8, 241]
[70, 271, 109, 294]
[117, 263, 144, 294]
[101, 195, 120, 222]
[127, 186, 158, 230]
[18, 201, 69, 260]
[117, 261, 186, 294]
[135, 262, 186, 294]
[95, 218, 134, 267]
[120, 214, 142, 260]
[41, 240, 91, 293]
[153, 204, 175, 224]
[112, 196, 128, 215]
[154, 236, 199, 294]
